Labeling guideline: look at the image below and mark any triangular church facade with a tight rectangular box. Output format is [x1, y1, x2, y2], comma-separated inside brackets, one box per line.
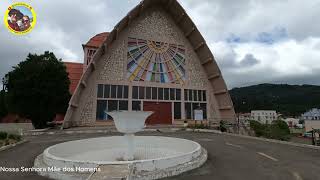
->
[63, 0, 236, 128]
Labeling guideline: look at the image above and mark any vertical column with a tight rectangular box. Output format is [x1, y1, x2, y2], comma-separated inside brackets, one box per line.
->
[141, 101, 144, 111]
[181, 89, 185, 119]
[171, 102, 174, 124]
[83, 48, 87, 73]
[206, 102, 210, 120]
[206, 89, 211, 120]
[128, 85, 132, 111]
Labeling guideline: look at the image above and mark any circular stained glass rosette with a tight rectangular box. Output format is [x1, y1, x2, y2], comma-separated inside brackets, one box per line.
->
[127, 37, 186, 84]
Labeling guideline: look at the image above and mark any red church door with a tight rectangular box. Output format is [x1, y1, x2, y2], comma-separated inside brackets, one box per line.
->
[143, 102, 172, 125]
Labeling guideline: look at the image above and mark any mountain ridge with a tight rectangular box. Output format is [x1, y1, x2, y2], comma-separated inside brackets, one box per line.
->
[229, 83, 320, 116]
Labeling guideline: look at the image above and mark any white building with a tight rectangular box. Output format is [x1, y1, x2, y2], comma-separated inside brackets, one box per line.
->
[283, 118, 300, 127]
[250, 110, 278, 124]
[305, 120, 320, 132]
[301, 108, 320, 120]
[237, 113, 251, 125]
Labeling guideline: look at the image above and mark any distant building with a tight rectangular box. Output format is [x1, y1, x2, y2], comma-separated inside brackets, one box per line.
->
[283, 118, 300, 128]
[301, 108, 320, 120]
[64, 62, 83, 94]
[81, 32, 109, 72]
[305, 120, 320, 132]
[237, 113, 251, 125]
[64, 32, 109, 94]
[250, 110, 278, 124]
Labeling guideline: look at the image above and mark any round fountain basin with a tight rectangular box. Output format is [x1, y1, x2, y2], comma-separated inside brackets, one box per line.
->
[41, 136, 202, 171]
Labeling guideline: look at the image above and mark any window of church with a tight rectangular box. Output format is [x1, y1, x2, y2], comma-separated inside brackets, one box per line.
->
[132, 101, 141, 111]
[164, 88, 169, 100]
[104, 85, 110, 98]
[139, 86, 145, 99]
[170, 88, 175, 100]
[123, 86, 128, 98]
[152, 87, 157, 100]
[146, 87, 152, 99]
[158, 88, 164, 100]
[174, 102, 181, 119]
[176, 89, 181, 100]
[119, 100, 128, 110]
[132, 86, 138, 99]
[97, 84, 104, 98]
[111, 85, 117, 98]
[117, 85, 123, 99]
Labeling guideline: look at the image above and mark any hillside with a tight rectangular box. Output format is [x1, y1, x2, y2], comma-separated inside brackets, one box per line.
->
[229, 84, 320, 117]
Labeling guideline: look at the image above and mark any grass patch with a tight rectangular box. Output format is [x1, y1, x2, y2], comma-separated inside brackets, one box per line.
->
[290, 128, 304, 134]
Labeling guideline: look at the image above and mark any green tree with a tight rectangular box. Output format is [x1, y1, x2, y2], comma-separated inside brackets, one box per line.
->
[219, 120, 227, 132]
[270, 120, 290, 141]
[5, 51, 71, 129]
[0, 90, 8, 119]
[249, 120, 266, 137]
[250, 120, 290, 141]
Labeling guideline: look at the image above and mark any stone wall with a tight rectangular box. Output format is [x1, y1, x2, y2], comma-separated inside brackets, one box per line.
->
[69, 7, 221, 126]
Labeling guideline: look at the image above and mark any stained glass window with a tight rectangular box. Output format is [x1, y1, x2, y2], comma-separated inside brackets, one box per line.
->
[127, 37, 186, 84]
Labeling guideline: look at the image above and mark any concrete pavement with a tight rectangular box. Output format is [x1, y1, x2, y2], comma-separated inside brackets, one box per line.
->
[0, 131, 319, 180]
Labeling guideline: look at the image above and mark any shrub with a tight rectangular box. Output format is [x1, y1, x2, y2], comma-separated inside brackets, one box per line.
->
[195, 123, 206, 129]
[249, 120, 266, 137]
[249, 120, 291, 141]
[0, 131, 7, 140]
[8, 134, 21, 141]
[219, 120, 227, 132]
[270, 120, 291, 141]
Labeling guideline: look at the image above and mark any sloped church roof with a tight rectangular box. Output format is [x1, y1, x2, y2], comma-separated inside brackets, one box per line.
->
[63, 0, 236, 127]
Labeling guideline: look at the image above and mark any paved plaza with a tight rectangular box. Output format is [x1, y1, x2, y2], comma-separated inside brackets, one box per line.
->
[0, 131, 319, 180]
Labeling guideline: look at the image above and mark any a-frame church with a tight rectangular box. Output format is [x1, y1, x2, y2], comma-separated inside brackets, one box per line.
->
[63, 0, 236, 128]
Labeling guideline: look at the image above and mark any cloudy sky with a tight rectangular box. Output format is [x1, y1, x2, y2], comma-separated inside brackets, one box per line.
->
[1, 0, 320, 89]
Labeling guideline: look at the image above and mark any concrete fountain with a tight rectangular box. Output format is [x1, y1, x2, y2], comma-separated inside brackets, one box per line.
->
[108, 111, 153, 161]
[34, 111, 207, 179]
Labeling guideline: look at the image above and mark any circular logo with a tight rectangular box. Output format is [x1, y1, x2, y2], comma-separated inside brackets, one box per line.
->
[4, 2, 36, 35]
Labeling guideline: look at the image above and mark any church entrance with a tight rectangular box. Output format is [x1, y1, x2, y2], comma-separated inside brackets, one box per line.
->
[143, 101, 172, 125]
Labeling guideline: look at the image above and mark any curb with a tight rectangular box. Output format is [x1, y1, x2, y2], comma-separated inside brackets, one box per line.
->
[0, 140, 28, 152]
[29, 128, 51, 132]
[185, 128, 320, 150]
[220, 132, 320, 150]
[24, 128, 159, 136]
[22, 127, 320, 150]
[185, 128, 222, 134]
[24, 128, 217, 136]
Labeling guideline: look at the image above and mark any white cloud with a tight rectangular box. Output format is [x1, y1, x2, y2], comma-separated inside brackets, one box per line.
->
[210, 37, 320, 88]
[0, 0, 320, 89]
[27, 25, 79, 60]
[180, 0, 320, 41]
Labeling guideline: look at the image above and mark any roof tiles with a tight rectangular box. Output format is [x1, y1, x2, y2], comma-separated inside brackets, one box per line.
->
[64, 62, 83, 94]
[84, 32, 109, 48]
